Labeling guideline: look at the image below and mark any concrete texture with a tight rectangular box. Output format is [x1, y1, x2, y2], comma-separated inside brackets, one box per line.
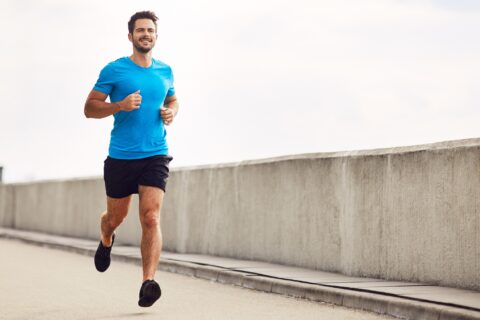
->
[0, 184, 14, 227]
[0, 138, 479, 291]
[1, 228, 479, 320]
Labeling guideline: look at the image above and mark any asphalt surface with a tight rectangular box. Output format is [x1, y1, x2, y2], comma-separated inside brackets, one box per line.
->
[0, 239, 396, 320]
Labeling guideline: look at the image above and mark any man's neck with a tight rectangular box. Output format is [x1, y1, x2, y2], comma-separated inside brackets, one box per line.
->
[130, 51, 152, 68]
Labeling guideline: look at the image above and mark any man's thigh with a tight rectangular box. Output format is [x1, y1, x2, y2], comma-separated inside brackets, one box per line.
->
[107, 195, 132, 217]
[138, 185, 164, 215]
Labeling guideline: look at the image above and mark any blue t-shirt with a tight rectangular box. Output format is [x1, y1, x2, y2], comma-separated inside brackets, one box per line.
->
[93, 57, 175, 159]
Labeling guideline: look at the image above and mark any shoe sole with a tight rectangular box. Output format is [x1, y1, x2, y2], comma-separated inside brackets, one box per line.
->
[138, 282, 161, 307]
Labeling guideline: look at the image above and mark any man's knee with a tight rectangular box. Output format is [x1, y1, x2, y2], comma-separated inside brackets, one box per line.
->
[105, 211, 127, 226]
[105, 196, 131, 224]
[141, 209, 160, 229]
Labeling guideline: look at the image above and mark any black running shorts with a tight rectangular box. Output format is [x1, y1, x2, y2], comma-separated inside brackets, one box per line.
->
[103, 155, 173, 198]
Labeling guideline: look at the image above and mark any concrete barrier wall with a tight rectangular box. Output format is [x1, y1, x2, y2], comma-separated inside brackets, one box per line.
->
[1, 138, 479, 290]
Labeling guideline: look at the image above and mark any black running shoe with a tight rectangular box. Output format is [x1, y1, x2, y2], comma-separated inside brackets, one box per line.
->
[94, 234, 115, 272]
[138, 279, 161, 307]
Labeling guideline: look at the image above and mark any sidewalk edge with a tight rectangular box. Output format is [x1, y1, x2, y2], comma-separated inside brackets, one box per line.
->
[1, 232, 479, 320]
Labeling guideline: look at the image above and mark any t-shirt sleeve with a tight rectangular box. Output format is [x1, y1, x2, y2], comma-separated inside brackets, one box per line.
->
[93, 64, 114, 95]
[166, 67, 175, 97]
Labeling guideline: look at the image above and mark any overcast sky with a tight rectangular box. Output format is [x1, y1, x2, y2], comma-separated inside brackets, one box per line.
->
[0, 0, 479, 183]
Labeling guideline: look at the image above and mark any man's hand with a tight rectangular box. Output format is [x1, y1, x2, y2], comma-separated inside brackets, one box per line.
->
[117, 90, 142, 111]
[160, 107, 175, 126]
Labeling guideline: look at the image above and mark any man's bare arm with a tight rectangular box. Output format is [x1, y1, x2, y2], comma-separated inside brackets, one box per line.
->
[160, 95, 179, 126]
[84, 90, 142, 119]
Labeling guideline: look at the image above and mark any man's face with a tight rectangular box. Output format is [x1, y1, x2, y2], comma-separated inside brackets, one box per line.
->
[129, 19, 157, 54]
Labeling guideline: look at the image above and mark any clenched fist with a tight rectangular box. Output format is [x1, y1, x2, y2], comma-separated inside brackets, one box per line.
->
[118, 90, 142, 111]
[160, 107, 175, 126]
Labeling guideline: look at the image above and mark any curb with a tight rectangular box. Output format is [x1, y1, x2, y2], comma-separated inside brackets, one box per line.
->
[1, 233, 479, 320]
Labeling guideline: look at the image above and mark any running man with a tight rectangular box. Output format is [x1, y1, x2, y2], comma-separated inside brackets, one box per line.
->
[84, 11, 179, 307]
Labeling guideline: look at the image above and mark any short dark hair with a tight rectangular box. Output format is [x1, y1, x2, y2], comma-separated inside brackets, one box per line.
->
[128, 11, 158, 34]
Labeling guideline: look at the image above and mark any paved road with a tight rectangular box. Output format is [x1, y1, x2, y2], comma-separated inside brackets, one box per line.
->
[0, 239, 395, 320]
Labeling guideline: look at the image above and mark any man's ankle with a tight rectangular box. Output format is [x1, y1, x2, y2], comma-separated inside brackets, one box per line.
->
[101, 233, 114, 247]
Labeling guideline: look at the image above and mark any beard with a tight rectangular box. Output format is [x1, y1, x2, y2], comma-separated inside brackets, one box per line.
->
[133, 37, 155, 53]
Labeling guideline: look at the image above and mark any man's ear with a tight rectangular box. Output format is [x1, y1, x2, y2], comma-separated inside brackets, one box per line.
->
[128, 33, 133, 42]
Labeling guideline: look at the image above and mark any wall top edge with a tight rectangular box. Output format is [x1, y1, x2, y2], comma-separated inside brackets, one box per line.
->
[2, 137, 480, 185]
[1, 175, 102, 187]
[171, 137, 480, 171]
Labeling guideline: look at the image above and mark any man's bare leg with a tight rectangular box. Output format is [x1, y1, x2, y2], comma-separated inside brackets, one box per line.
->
[95, 195, 132, 272]
[138, 185, 164, 281]
[100, 195, 132, 246]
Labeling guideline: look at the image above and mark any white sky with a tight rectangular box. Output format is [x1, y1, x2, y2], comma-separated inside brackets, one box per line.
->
[0, 0, 479, 183]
